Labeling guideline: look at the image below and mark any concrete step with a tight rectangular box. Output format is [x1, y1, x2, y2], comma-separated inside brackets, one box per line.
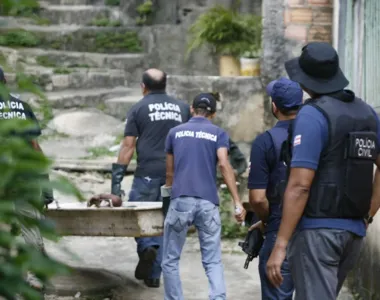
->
[39, 5, 123, 26]
[5, 67, 127, 92]
[27, 86, 132, 109]
[0, 46, 146, 84]
[0, 25, 145, 54]
[104, 94, 141, 120]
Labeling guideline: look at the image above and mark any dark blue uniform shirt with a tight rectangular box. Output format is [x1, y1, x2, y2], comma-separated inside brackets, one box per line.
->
[248, 120, 292, 233]
[124, 91, 191, 178]
[165, 116, 229, 205]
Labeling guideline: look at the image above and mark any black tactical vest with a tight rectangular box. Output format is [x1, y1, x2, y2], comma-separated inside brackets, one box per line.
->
[266, 127, 289, 204]
[285, 94, 378, 219]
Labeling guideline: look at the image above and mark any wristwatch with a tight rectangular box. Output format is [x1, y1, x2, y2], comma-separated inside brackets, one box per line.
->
[365, 215, 374, 224]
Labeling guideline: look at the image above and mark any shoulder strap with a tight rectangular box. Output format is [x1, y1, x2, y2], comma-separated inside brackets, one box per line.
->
[266, 127, 288, 172]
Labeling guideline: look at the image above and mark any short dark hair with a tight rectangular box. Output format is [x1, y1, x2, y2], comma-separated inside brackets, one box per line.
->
[194, 108, 213, 117]
[142, 71, 167, 91]
[278, 106, 299, 116]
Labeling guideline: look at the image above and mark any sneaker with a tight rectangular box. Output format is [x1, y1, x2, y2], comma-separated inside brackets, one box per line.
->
[144, 278, 160, 288]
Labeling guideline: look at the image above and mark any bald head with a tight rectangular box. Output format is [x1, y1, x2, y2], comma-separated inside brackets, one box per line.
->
[142, 68, 167, 92]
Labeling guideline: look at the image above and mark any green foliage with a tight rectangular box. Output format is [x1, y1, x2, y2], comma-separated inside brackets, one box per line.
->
[0, 0, 40, 18]
[136, 0, 153, 26]
[14, 73, 53, 129]
[105, 0, 120, 6]
[219, 188, 246, 239]
[90, 31, 143, 53]
[0, 82, 84, 299]
[33, 17, 51, 26]
[88, 17, 122, 27]
[36, 56, 56, 68]
[53, 67, 71, 74]
[0, 29, 40, 48]
[186, 5, 262, 58]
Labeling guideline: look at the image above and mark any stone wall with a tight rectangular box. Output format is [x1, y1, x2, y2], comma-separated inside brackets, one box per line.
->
[121, 0, 262, 77]
[166, 75, 265, 156]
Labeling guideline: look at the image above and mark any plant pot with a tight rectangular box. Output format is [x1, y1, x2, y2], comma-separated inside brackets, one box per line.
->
[240, 57, 260, 76]
[219, 55, 241, 76]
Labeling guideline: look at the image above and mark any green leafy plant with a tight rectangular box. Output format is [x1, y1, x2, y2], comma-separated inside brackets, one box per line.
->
[186, 5, 262, 59]
[136, 0, 153, 26]
[53, 67, 71, 74]
[0, 0, 40, 18]
[91, 31, 143, 53]
[36, 55, 57, 68]
[0, 64, 84, 300]
[88, 17, 121, 27]
[0, 29, 40, 48]
[219, 188, 247, 239]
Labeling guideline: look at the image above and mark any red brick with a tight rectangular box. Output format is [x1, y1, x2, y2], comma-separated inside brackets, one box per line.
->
[307, 0, 333, 6]
[288, 8, 313, 23]
[313, 7, 333, 24]
[286, 0, 305, 6]
[285, 25, 308, 41]
[308, 25, 332, 42]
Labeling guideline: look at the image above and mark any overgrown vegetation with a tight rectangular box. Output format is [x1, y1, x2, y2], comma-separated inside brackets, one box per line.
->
[53, 67, 71, 74]
[36, 55, 56, 68]
[219, 188, 247, 239]
[88, 17, 122, 27]
[0, 0, 40, 18]
[0, 29, 40, 48]
[0, 2, 84, 293]
[89, 31, 143, 53]
[105, 0, 120, 6]
[186, 5, 262, 58]
[136, 1, 153, 26]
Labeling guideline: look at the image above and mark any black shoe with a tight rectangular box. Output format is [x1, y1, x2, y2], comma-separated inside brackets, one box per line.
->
[144, 278, 160, 288]
[135, 247, 157, 280]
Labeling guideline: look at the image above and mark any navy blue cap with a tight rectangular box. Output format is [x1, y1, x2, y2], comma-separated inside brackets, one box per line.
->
[193, 93, 217, 113]
[266, 77, 302, 109]
[0, 67, 6, 83]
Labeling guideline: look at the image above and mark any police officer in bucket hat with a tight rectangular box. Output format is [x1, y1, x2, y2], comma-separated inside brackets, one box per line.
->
[266, 42, 380, 300]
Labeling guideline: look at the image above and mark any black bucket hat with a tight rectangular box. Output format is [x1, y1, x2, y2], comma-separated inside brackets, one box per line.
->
[285, 42, 349, 94]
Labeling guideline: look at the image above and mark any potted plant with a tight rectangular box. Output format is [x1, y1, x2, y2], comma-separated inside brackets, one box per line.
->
[239, 14, 262, 76]
[186, 5, 247, 76]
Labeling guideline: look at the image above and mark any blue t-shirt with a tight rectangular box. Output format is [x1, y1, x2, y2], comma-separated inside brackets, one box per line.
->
[291, 96, 380, 237]
[248, 120, 292, 233]
[165, 116, 230, 205]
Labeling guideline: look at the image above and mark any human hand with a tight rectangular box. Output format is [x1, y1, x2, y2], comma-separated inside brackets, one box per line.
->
[234, 203, 246, 224]
[248, 220, 265, 233]
[266, 244, 286, 287]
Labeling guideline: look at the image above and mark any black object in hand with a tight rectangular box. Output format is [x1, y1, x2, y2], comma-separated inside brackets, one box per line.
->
[111, 163, 127, 197]
[238, 227, 264, 269]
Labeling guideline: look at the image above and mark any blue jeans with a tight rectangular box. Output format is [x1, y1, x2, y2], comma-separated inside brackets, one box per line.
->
[128, 176, 165, 279]
[259, 231, 294, 299]
[162, 197, 226, 300]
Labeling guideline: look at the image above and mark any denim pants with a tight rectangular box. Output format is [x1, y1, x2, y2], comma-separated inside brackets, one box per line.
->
[259, 231, 294, 300]
[162, 196, 226, 300]
[128, 176, 165, 279]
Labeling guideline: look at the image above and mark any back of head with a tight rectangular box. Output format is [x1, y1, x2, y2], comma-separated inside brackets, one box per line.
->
[192, 93, 218, 118]
[266, 77, 303, 117]
[142, 68, 167, 92]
